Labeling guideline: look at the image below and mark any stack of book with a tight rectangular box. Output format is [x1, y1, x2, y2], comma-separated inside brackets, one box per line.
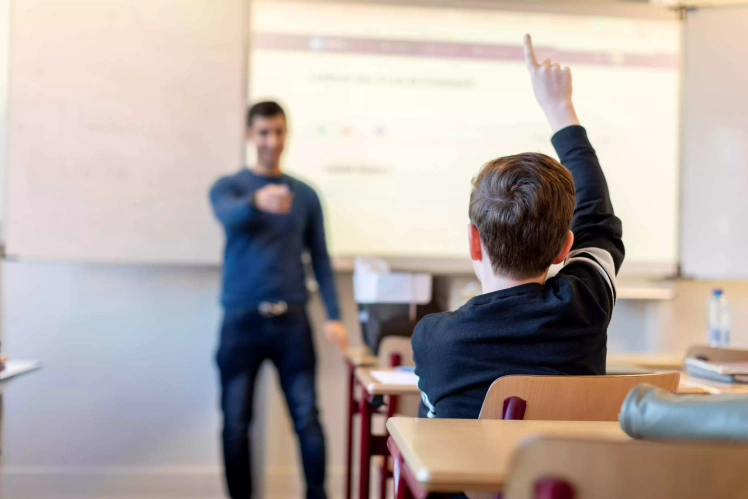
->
[685, 358, 748, 384]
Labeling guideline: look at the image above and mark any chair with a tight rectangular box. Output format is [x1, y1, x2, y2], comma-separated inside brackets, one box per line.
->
[479, 373, 681, 421]
[378, 336, 414, 368]
[686, 345, 748, 363]
[504, 437, 748, 498]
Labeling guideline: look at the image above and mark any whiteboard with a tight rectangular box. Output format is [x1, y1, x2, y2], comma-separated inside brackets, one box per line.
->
[5, 0, 245, 264]
[249, 0, 682, 274]
[681, 6, 748, 280]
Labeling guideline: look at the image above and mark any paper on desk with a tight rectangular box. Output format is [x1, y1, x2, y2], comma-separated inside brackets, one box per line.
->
[679, 377, 725, 394]
[371, 370, 419, 386]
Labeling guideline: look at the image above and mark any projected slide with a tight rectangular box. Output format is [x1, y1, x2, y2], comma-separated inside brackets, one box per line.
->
[249, 1, 680, 267]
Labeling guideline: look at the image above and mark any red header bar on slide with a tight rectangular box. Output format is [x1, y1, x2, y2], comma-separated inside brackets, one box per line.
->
[254, 33, 678, 69]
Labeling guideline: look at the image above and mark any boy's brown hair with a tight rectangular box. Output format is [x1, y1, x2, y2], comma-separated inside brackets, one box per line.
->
[469, 153, 576, 280]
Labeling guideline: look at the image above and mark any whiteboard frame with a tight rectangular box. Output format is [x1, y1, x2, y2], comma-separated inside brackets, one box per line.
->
[250, 0, 682, 21]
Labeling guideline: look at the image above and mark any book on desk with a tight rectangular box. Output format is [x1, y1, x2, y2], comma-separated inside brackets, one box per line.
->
[685, 358, 748, 384]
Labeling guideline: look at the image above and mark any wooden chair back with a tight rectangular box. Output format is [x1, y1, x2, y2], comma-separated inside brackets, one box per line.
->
[505, 437, 748, 499]
[377, 336, 414, 368]
[479, 373, 681, 421]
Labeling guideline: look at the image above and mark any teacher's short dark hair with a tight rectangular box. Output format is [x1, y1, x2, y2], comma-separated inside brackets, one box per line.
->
[247, 101, 286, 128]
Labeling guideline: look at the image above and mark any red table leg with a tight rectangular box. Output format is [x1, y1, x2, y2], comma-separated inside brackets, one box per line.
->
[377, 352, 402, 499]
[359, 391, 374, 499]
[345, 361, 356, 499]
[388, 437, 454, 499]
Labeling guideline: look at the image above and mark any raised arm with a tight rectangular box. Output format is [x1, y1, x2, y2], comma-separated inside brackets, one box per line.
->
[524, 35, 624, 296]
[551, 123, 624, 274]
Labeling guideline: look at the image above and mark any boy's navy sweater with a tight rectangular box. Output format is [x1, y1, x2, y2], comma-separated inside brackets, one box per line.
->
[413, 125, 625, 419]
[209, 169, 340, 320]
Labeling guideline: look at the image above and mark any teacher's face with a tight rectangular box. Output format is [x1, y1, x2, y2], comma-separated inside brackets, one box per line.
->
[247, 114, 287, 167]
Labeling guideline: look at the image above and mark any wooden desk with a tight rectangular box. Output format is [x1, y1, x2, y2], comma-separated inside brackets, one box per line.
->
[354, 367, 421, 396]
[342, 347, 378, 499]
[677, 374, 748, 395]
[386, 418, 628, 497]
[603, 354, 748, 395]
[607, 352, 684, 370]
[343, 346, 378, 369]
[353, 367, 420, 499]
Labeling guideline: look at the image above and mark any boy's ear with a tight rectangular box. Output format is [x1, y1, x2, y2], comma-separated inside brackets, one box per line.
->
[468, 224, 483, 262]
[552, 231, 575, 265]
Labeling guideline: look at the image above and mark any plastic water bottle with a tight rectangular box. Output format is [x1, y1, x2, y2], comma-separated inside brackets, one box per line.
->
[708, 289, 731, 347]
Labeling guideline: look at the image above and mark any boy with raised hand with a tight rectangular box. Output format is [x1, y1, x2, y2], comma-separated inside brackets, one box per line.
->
[413, 35, 625, 419]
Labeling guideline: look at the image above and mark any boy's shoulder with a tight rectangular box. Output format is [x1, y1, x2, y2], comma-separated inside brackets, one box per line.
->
[413, 280, 605, 348]
[414, 308, 458, 330]
[412, 306, 469, 346]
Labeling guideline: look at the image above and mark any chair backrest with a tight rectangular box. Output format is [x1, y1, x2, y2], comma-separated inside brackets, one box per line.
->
[377, 336, 414, 368]
[504, 437, 748, 499]
[479, 373, 680, 421]
[686, 345, 748, 363]
[377, 335, 419, 417]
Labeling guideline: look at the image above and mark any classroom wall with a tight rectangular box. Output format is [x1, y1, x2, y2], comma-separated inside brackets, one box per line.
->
[659, 280, 748, 352]
[0, 263, 359, 499]
[3, 261, 748, 499]
[0, 263, 228, 498]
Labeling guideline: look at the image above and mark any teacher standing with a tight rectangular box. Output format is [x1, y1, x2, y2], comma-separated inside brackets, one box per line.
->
[209, 101, 347, 499]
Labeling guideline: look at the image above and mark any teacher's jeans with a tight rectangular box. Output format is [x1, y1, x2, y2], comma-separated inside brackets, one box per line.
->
[216, 307, 326, 499]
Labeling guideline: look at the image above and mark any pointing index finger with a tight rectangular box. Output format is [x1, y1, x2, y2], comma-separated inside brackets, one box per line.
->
[523, 34, 539, 69]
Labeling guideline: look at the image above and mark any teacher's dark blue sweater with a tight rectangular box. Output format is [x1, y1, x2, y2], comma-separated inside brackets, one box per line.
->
[209, 169, 340, 319]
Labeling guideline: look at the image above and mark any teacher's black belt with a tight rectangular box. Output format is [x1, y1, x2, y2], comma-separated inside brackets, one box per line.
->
[257, 301, 304, 317]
